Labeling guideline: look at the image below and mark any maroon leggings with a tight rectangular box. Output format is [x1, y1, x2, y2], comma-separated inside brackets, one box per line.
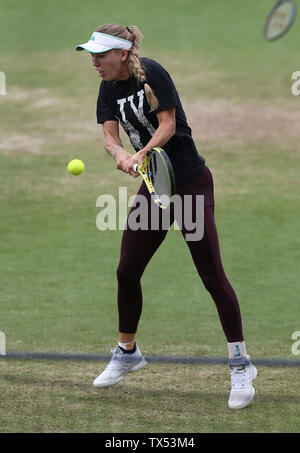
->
[117, 166, 244, 342]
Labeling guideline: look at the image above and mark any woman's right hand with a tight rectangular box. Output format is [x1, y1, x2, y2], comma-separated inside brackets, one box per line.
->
[114, 149, 138, 177]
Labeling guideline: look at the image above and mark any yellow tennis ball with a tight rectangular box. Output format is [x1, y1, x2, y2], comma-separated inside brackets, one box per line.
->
[68, 159, 85, 175]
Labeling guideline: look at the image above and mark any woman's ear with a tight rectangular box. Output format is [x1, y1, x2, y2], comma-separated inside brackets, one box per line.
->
[120, 49, 129, 62]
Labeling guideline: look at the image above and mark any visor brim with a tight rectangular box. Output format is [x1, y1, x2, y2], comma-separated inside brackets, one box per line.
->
[75, 42, 113, 53]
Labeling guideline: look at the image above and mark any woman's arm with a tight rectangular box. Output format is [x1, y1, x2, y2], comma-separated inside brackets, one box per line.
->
[103, 120, 137, 176]
[102, 120, 123, 157]
[125, 107, 176, 173]
[144, 107, 176, 152]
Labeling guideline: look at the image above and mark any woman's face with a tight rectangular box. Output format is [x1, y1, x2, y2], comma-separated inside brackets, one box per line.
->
[91, 50, 130, 81]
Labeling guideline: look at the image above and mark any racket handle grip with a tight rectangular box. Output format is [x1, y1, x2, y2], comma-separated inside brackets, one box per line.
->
[133, 164, 139, 173]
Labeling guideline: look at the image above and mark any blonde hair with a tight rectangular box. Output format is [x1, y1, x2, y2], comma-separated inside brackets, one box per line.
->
[96, 23, 159, 112]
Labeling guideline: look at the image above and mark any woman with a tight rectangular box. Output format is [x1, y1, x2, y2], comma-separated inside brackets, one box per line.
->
[75, 23, 257, 409]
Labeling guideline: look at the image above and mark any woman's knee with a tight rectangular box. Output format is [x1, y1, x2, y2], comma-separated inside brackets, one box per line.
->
[202, 274, 223, 293]
[117, 261, 141, 285]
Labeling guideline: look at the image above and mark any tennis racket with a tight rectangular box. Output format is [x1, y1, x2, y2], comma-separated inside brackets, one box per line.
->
[133, 147, 176, 209]
[263, 0, 297, 41]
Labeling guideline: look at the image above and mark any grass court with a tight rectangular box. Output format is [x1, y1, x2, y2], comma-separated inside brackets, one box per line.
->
[0, 0, 299, 433]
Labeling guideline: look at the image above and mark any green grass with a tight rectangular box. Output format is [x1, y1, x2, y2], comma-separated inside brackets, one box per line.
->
[0, 360, 300, 433]
[1, 0, 299, 100]
[1, 142, 299, 358]
[1, 360, 299, 433]
[1, 0, 300, 433]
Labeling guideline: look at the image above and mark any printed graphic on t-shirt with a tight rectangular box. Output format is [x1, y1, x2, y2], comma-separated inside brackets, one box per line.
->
[96, 58, 205, 185]
[117, 89, 155, 150]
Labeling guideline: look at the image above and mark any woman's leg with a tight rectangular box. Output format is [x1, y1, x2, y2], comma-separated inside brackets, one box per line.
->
[117, 182, 172, 334]
[93, 183, 172, 388]
[184, 205, 244, 341]
[177, 167, 244, 342]
[177, 167, 257, 409]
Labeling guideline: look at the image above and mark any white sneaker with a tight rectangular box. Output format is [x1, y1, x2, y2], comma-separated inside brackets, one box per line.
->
[228, 357, 257, 409]
[93, 344, 147, 388]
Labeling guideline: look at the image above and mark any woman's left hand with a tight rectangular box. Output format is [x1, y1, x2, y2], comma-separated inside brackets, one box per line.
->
[125, 150, 147, 177]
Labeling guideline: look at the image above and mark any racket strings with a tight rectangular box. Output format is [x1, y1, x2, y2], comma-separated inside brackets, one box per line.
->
[264, 0, 296, 41]
[150, 153, 172, 207]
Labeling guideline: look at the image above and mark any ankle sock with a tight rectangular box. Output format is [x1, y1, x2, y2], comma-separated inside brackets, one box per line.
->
[118, 342, 136, 354]
[227, 341, 248, 359]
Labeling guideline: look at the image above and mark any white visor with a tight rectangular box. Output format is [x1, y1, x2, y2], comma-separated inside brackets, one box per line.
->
[75, 32, 132, 53]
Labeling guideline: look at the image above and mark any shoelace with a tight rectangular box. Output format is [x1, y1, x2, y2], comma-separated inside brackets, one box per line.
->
[105, 346, 134, 371]
[230, 367, 251, 390]
[105, 347, 122, 369]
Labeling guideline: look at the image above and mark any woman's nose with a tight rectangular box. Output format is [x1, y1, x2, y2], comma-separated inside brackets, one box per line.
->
[92, 56, 98, 67]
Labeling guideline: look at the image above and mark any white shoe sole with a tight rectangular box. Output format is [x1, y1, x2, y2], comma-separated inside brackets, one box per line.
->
[228, 365, 257, 410]
[93, 357, 147, 389]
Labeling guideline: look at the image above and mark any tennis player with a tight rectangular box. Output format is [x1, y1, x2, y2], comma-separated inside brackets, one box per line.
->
[75, 23, 257, 409]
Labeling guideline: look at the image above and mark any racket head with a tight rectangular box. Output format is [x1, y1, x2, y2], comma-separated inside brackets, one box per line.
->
[148, 147, 176, 209]
[263, 0, 296, 41]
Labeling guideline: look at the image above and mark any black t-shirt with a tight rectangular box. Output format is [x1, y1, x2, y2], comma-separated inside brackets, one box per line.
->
[96, 57, 205, 186]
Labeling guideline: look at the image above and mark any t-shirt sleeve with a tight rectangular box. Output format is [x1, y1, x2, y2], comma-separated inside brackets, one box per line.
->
[143, 60, 178, 113]
[96, 81, 117, 124]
